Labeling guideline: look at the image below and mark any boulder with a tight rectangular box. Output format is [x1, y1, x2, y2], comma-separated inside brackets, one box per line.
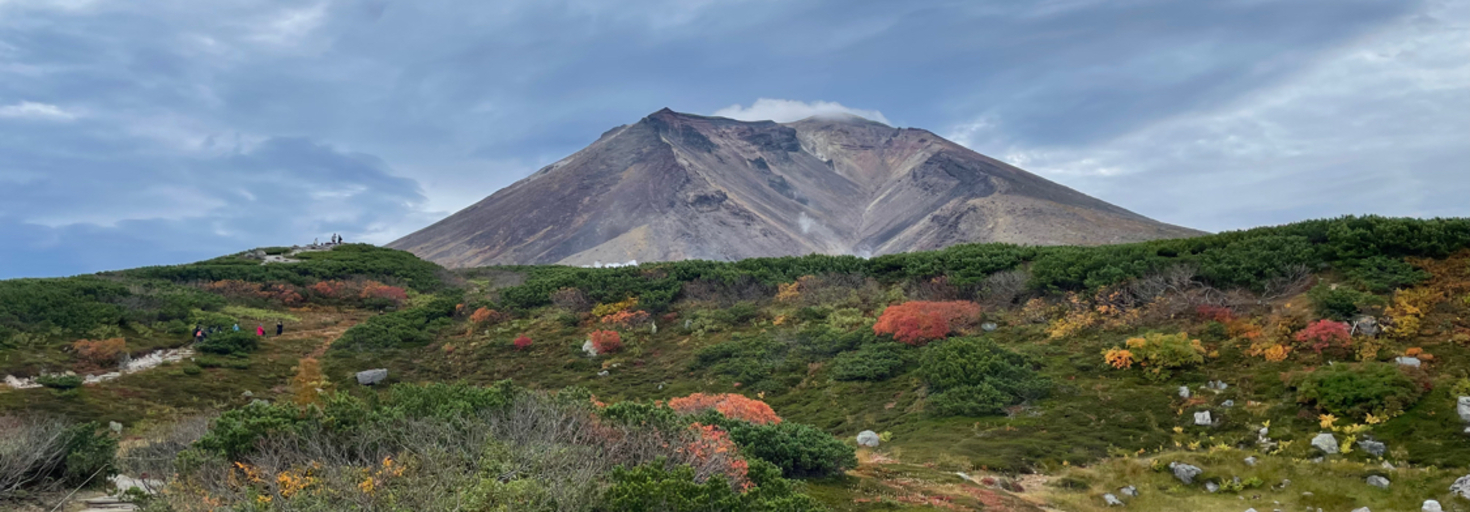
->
[981, 322, 999, 332]
[1423, 499, 1443, 512]
[582, 339, 599, 357]
[1195, 411, 1213, 426]
[1395, 356, 1422, 368]
[1366, 475, 1390, 489]
[1103, 493, 1124, 506]
[1352, 508, 1371, 512]
[856, 430, 881, 448]
[1120, 485, 1138, 497]
[1222, 400, 1235, 408]
[1457, 396, 1470, 423]
[1243, 456, 1257, 467]
[1168, 462, 1203, 484]
[1311, 433, 1339, 454]
[355, 368, 388, 386]
[1179, 386, 1191, 399]
[1358, 439, 1386, 457]
[1205, 481, 1219, 493]
[1450, 474, 1470, 499]
[597, 370, 610, 377]
[1352, 315, 1379, 336]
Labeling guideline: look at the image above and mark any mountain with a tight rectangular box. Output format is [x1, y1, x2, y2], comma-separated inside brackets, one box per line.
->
[389, 108, 1202, 268]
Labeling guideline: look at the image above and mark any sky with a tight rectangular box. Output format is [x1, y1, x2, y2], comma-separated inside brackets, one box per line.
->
[1, 0, 1466, 278]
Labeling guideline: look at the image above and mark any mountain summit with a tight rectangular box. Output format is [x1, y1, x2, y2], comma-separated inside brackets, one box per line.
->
[390, 109, 1201, 267]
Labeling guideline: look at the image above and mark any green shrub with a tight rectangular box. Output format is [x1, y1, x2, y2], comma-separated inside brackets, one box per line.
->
[1295, 363, 1425, 419]
[692, 335, 799, 391]
[700, 416, 856, 479]
[1307, 282, 1384, 321]
[333, 295, 458, 350]
[919, 337, 1050, 417]
[195, 401, 305, 459]
[196, 330, 259, 356]
[826, 308, 869, 331]
[602, 458, 822, 511]
[829, 343, 915, 381]
[36, 374, 84, 390]
[181, 364, 203, 376]
[61, 422, 118, 486]
[1342, 256, 1430, 293]
[194, 355, 250, 369]
[118, 244, 446, 292]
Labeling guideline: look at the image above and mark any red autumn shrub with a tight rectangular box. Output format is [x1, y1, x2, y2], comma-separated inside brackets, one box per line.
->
[600, 310, 651, 328]
[513, 335, 533, 351]
[470, 307, 507, 325]
[203, 280, 303, 306]
[872, 301, 982, 346]
[73, 338, 126, 367]
[668, 393, 782, 425]
[1294, 319, 1352, 354]
[360, 282, 408, 306]
[590, 330, 622, 354]
[683, 423, 751, 491]
[1195, 304, 1237, 323]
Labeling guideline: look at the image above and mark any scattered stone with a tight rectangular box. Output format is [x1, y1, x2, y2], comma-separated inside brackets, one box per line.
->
[1206, 380, 1229, 391]
[241, 390, 254, 398]
[355, 369, 388, 386]
[1222, 400, 1235, 408]
[1366, 475, 1390, 488]
[1244, 509, 1257, 512]
[1179, 386, 1191, 399]
[1205, 481, 1220, 493]
[1352, 508, 1371, 512]
[1104, 493, 1124, 506]
[1169, 462, 1203, 484]
[1423, 499, 1443, 512]
[1311, 433, 1339, 454]
[1382, 461, 1395, 470]
[109, 421, 123, 433]
[250, 399, 269, 406]
[1352, 315, 1379, 337]
[1450, 474, 1470, 499]
[856, 430, 881, 448]
[582, 339, 599, 357]
[981, 322, 998, 332]
[1395, 356, 1422, 368]
[1195, 411, 1213, 426]
[1244, 456, 1257, 466]
[1120, 485, 1138, 497]
[1457, 396, 1470, 423]
[1358, 439, 1387, 457]
[597, 370, 610, 377]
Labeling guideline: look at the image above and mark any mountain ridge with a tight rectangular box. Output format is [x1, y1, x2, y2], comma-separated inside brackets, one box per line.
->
[390, 108, 1203, 267]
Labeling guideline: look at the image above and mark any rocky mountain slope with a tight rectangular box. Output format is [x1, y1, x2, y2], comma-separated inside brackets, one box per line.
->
[390, 109, 1202, 268]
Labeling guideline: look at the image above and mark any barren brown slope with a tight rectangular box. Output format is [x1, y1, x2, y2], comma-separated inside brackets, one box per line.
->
[389, 108, 1203, 267]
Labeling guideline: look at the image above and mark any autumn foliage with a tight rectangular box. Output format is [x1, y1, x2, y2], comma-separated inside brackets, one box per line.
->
[204, 280, 304, 306]
[72, 337, 126, 367]
[1294, 319, 1352, 355]
[681, 423, 751, 491]
[668, 393, 782, 425]
[590, 330, 623, 354]
[308, 279, 407, 309]
[872, 301, 982, 346]
[470, 307, 508, 325]
[290, 357, 329, 407]
[513, 335, 533, 351]
[600, 309, 651, 328]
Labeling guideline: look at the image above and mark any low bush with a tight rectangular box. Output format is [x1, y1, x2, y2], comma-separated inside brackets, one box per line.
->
[920, 337, 1050, 417]
[710, 418, 857, 479]
[590, 330, 623, 354]
[668, 393, 781, 425]
[1295, 363, 1425, 419]
[1101, 332, 1205, 380]
[872, 300, 981, 346]
[828, 343, 915, 381]
[333, 295, 458, 350]
[196, 330, 259, 356]
[35, 374, 84, 390]
[603, 458, 822, 511]
[0, 416, 117, 500]
[1307, 283, 1382, 321]
[1342, 256, 1429, 293]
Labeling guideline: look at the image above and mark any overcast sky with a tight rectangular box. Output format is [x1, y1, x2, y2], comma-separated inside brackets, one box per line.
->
[1, 0, 1466, 278]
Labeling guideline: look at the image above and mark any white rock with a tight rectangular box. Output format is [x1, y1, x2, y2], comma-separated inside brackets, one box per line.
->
[1205, 481, 1219, 493]
[1179, 386, 1191, 399]
[1352, 508, 1371, 512]
[1169, 462, 1203, 484]
[355, 368, 387, 386]
[1195, 411, 1213, 426]
[856, 430, 881, 448]
[1457, 396, 1470, 423]
[1358, 439, 1386, 457]
[1395, 356, 1422, 367]
[597, 370, 610, 377]
[1311, 433, 1339, 454]
[1422, 499, 1443, 512]
[1450, 474, 1470, 499]
[1244, 456, 1257, 466]
[1120, 485, 1138, 497]
[1103, 493, 1124, 506]
[582, 339, 599, 357]
[1366, 475, 1390, 488]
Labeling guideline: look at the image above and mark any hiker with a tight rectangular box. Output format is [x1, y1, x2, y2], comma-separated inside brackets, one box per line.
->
[233, 323, 239, 332]
[256, 325, 266, 336]
[276, 320, 284, 336]
[194, 328, 204, 343]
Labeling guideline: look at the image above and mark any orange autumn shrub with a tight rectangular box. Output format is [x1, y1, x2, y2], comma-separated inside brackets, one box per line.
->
[470, 307, 508, 325]
[873, 300, 982, 346]
[73, 337, 126, 366]
[667, 393, 781, 425]
[1293, 319, 1352, 355]
[600, 309, 650, 328]
[590, 330, 623, 354]
[205, 280, 303, 306]
[1103, 348, 1134, 369]
[681, 423, 751, 491]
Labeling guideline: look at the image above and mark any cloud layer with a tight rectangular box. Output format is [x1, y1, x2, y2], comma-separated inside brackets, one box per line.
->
[0, 0, 1463, 277]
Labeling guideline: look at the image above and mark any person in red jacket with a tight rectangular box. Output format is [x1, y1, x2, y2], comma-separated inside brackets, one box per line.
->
[256, 325, 266, 336]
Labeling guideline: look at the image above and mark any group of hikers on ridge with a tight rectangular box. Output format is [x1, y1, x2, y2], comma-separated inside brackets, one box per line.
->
[314, 233, 345, 246]
[193, 320, 284, 343]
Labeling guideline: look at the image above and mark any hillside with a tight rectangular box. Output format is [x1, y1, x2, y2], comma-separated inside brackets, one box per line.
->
[389, 109, 1201, 268]
[4, 215, 1470, 512]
